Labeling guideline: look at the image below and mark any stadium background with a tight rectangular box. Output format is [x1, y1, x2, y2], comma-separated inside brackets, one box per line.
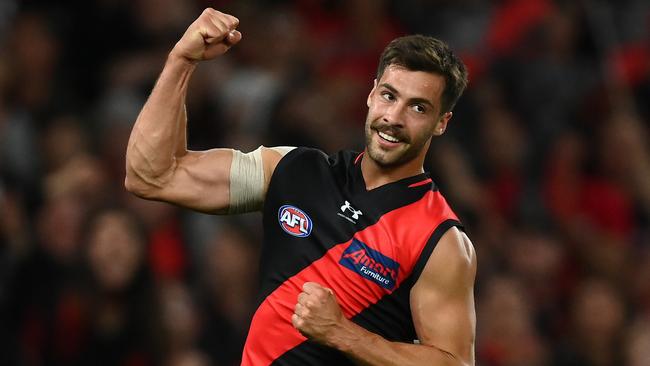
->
[1, 0, 649, 365]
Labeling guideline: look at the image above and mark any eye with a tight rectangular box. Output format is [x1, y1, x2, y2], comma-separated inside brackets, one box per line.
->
[412, 104, 426, 114]
[381, 92, 395, 102]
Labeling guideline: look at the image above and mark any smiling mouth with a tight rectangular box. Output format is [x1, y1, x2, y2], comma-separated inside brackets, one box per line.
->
[378, 131, 400, 143]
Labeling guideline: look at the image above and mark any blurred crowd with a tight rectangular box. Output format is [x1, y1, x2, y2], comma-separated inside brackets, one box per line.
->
[0, 0, 649, 365]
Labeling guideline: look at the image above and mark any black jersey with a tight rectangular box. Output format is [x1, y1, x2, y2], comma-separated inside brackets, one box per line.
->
[241, 148, 462, 365]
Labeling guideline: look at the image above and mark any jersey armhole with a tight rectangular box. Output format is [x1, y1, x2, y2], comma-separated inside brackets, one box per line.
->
[410, 219, 464, 284]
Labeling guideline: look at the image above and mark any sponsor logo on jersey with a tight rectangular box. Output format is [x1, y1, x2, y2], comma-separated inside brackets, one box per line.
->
[338, 200, 363, 223]
[339, 238, 399, 290]
[278, 205, 312, 237]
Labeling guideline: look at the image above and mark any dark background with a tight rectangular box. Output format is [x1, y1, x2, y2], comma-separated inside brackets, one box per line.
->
[1, 0, 649, 365]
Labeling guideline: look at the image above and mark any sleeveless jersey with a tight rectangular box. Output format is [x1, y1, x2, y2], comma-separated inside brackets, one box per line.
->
[241, 148, 462, 365]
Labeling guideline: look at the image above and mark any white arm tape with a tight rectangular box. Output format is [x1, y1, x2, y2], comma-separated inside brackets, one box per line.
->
[228, 146, 295, 214]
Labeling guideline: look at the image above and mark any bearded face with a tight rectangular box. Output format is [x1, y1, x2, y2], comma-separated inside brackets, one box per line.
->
[364, 65, 451, 169]
[364, 113, 436, 167]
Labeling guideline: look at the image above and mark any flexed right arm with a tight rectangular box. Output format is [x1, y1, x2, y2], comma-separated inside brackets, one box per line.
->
[125, 8, 284, 214]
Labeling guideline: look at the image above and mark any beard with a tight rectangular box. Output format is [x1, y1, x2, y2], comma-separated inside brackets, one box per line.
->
[364, 116, 433, 168]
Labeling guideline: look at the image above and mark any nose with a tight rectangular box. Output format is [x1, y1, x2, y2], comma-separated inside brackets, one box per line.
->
[383, 102, 405, 127]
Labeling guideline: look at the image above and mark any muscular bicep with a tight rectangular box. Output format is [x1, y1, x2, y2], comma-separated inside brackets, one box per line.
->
[137, 146, 293, 214]
[142, 148, 233, 214]
[410, 227, 477, 365]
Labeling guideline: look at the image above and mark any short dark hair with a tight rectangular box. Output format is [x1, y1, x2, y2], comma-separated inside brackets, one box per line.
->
[376, 35, 468, 114]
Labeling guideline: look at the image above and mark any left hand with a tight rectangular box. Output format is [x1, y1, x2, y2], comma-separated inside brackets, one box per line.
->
[292, 282, 346, 345]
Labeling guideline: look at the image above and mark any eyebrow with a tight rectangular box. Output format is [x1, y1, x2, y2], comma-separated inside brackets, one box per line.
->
[379, 83, 435, 109]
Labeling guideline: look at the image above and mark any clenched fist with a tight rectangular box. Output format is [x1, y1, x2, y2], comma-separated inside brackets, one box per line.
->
[170, 8, 242, 63]
[292, 282, 347, 346]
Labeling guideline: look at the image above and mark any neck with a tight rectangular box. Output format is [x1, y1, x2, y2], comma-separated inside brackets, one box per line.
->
[360, 149, 425, 190]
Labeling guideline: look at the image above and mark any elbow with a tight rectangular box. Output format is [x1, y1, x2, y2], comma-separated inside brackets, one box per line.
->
[124, 166, 159, 199]
[444, 354, 473, 366]
[425, 344, 474, 366]
[455, 359, 473, 366]
[124, 150, 168, 198]
[124, 174, 140, 195]
[124, 173, 148, 197]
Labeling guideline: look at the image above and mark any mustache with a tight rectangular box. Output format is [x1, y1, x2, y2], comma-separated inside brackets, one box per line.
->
[371, 122, 409, 143]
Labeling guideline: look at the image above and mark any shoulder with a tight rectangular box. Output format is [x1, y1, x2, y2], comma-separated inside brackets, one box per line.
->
[417, 227, 476, 291]
[436, 227, 476, 272]
[262, 146, 313, 177]
[271, 146, 329, 165]
[272, 148, 358, 173]
[265, 147, 335, 191]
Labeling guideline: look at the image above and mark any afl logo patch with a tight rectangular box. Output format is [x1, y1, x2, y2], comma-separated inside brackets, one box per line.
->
[278, 205, 313, 237]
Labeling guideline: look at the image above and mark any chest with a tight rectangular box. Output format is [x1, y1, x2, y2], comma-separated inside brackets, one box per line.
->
[263, 161, 424, 293]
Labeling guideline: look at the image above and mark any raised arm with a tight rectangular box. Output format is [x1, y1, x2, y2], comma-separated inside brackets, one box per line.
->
[125, 8, 284, 214]
[293, 227, 476, 365]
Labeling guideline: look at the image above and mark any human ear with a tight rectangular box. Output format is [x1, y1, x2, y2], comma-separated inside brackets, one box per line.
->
[367, 79, 378, 107]
[434, 111, 453, 136]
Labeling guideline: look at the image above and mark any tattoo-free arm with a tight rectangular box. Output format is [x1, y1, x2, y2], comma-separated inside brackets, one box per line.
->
[124, 9, 286, 214]
[325, 227, 477, 365]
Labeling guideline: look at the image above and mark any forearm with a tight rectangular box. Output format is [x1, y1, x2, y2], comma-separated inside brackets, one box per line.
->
[331, 320, 470, 366]
[125, 54, 195, 188]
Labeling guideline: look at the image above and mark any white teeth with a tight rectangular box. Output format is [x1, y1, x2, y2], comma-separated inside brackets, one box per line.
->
[378, 131, 400, 143]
